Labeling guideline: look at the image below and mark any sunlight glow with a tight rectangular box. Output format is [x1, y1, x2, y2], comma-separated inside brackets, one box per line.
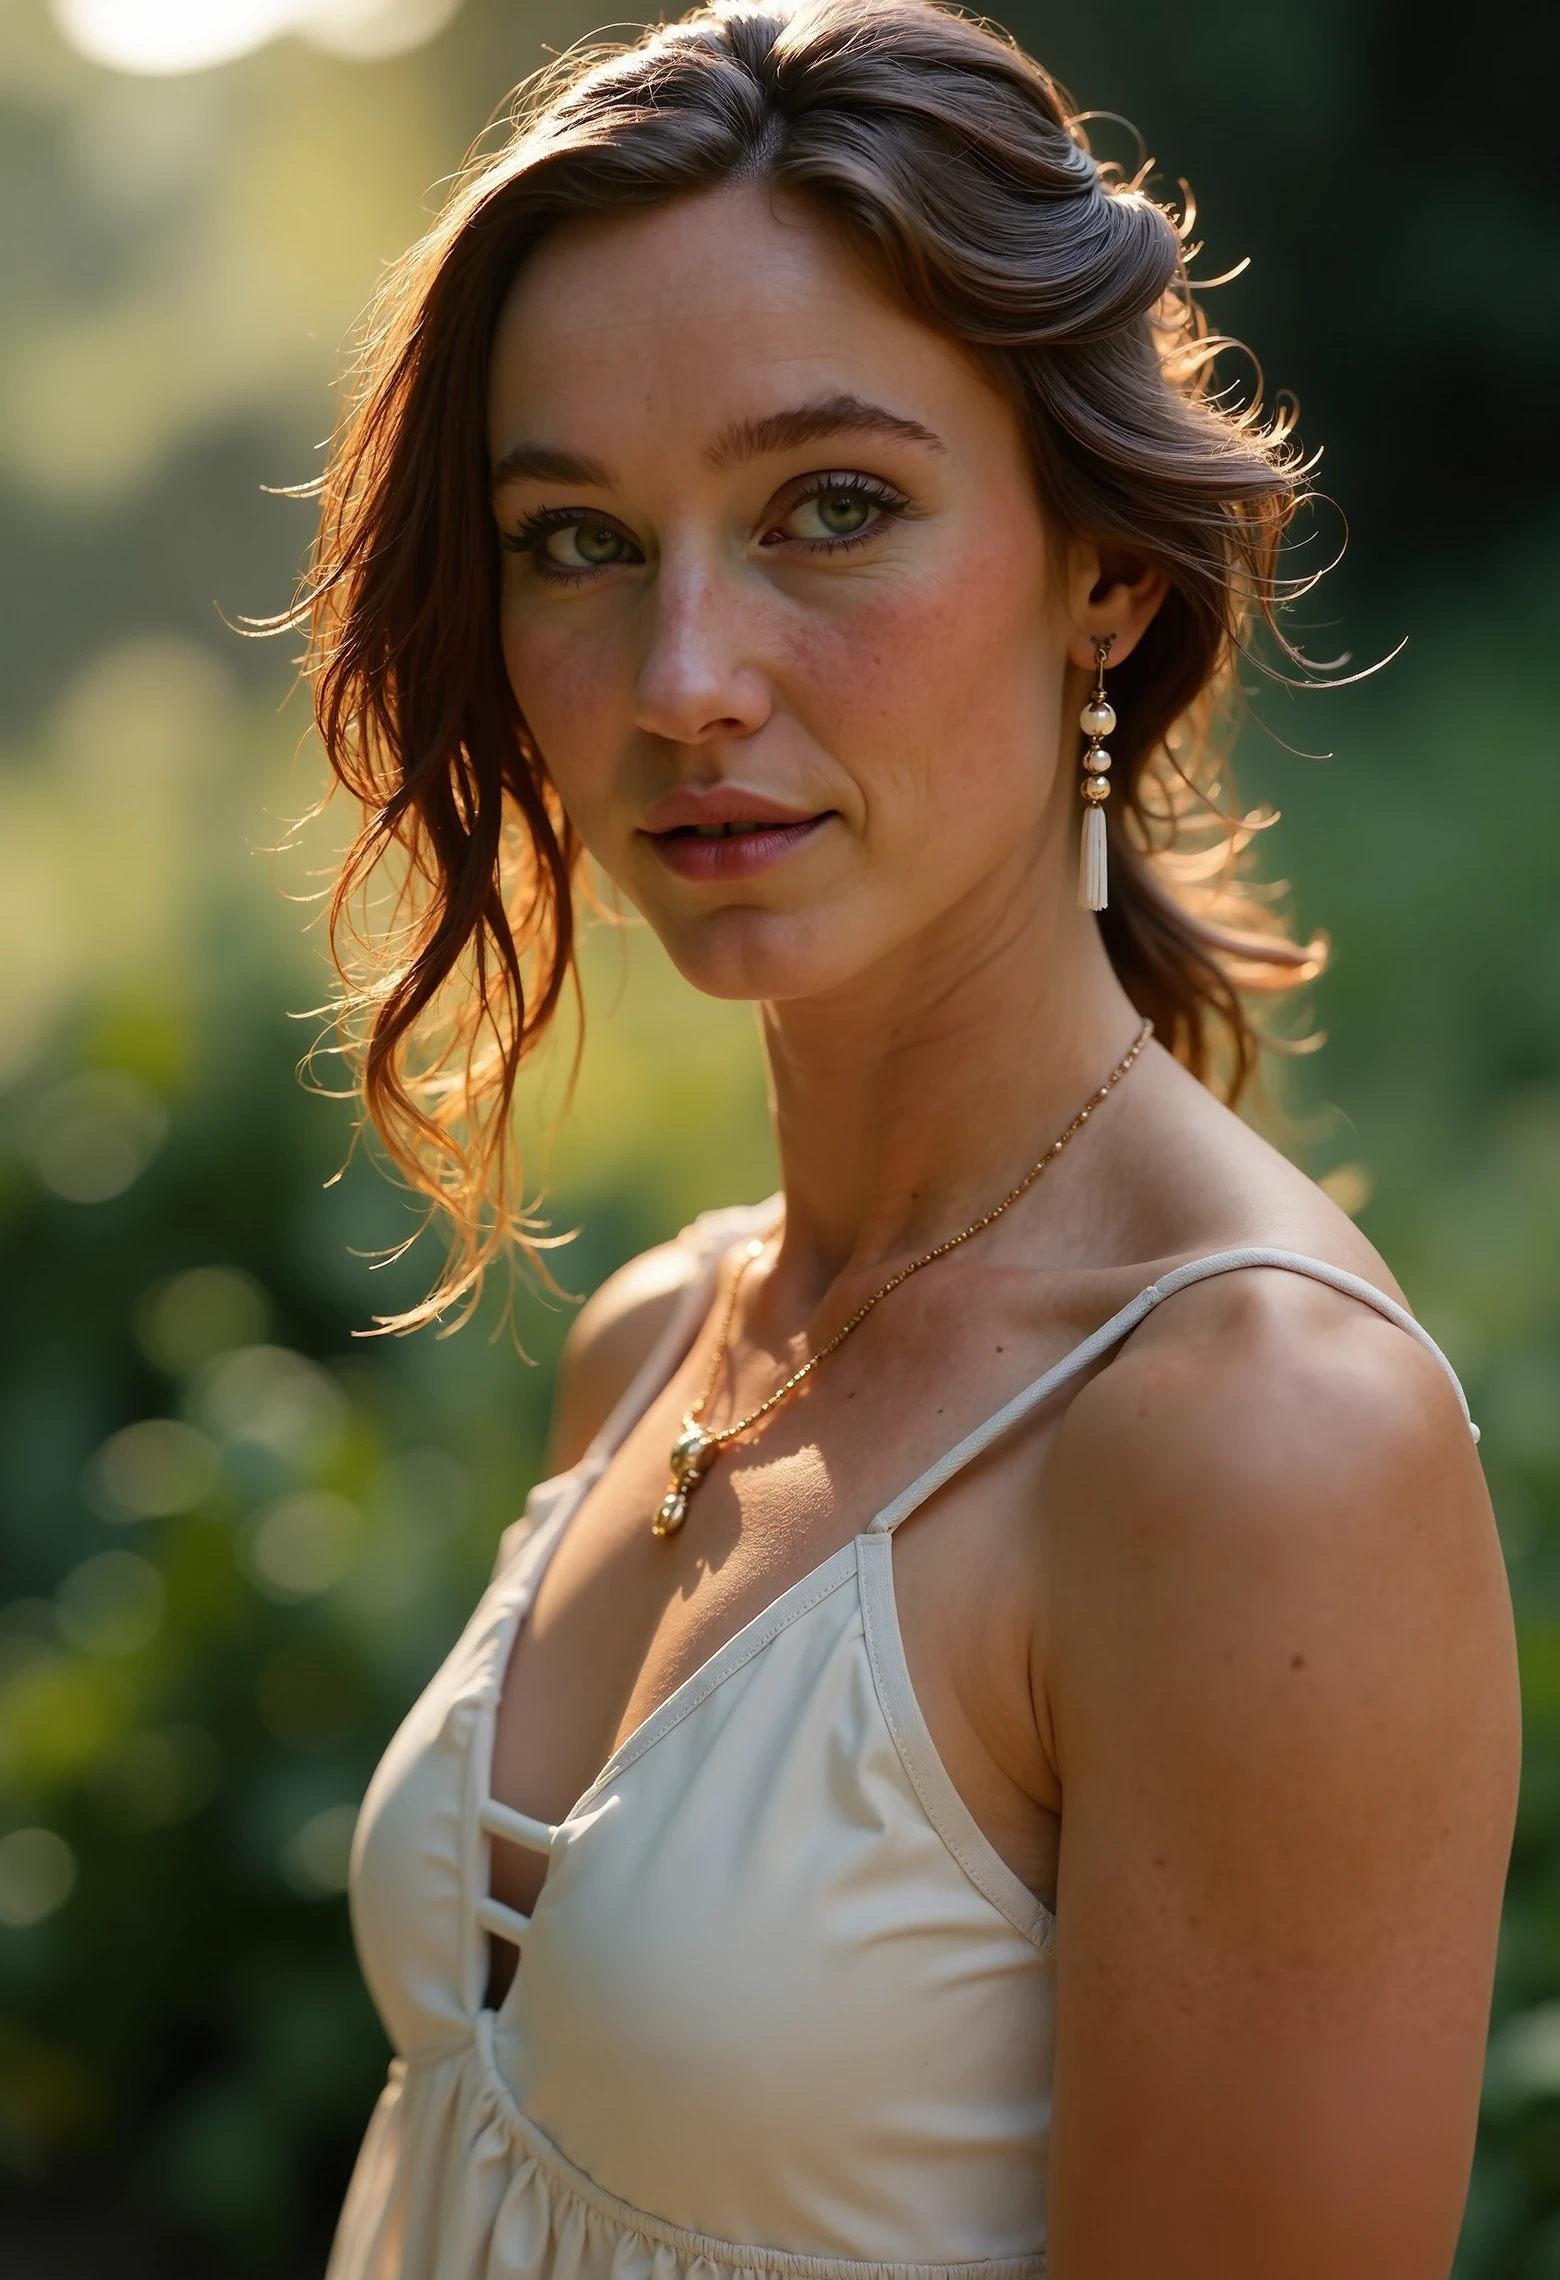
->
[51, 0, 465, 75]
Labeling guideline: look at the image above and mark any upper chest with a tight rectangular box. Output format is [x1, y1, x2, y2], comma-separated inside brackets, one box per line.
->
[489, 1282, 1084, 1912]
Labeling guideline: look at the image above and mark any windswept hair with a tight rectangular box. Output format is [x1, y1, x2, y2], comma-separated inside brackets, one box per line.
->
[300, 0, 1327, 1331]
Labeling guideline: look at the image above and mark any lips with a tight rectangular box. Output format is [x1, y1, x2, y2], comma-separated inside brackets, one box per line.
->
[637, 784, 834, 881]
[670, 818, 790, 839]
[641, 810, 832, 882]
[639, 785, 823, 835]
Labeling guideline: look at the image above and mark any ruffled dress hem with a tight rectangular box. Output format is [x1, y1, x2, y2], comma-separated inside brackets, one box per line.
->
[326, 2021, 1047, 2280]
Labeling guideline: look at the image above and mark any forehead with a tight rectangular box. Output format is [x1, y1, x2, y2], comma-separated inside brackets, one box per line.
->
[486, 181, 990, 457]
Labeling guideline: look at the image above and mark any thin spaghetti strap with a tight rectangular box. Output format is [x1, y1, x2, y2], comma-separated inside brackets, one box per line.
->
[868, 1246, 1478, 1539]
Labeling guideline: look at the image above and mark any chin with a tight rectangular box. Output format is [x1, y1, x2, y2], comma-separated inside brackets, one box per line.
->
[657, 901, 878, 1005]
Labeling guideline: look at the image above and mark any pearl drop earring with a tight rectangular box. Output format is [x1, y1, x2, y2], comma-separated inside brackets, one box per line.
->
[1077, 637, 1115, 913]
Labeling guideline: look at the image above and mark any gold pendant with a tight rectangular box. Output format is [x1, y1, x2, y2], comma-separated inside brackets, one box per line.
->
[652, 1415, 718, 1538]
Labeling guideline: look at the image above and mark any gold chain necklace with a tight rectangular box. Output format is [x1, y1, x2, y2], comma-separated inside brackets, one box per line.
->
[651, 1018, 1153, 1537]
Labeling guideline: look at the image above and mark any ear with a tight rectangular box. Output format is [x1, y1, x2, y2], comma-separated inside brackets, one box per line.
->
[1061, 536, 1169, 672]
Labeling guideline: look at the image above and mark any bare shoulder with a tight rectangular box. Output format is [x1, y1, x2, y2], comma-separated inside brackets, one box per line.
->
[545, 1236, 702, 1472]
[1045, 1263, 1503, 1687]
[1036, 1262, 1520, 2272]
[1040, 1262, 1517, 1947]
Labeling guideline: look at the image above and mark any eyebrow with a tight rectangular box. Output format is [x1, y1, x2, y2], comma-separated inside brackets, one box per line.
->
[490, 442, 614, 492]
[704, 394, 947, 470]
[489, 394, 945, 495]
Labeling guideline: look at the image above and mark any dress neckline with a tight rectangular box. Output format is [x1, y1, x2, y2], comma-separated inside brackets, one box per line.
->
[477, 1223, 1477, 1907]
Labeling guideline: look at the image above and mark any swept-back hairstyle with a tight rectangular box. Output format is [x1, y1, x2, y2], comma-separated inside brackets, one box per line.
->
[302, 0, 1327, 1329]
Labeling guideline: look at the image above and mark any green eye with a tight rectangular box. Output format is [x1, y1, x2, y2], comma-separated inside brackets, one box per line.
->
[545, 520, 628, 569]
[767, 478, 906, 550]
[813, 490, 872, 536]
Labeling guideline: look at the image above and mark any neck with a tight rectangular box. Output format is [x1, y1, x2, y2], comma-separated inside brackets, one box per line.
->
[761, 836, 1141, 1300]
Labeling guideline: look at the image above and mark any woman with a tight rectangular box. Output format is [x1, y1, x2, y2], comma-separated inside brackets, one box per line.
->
[306, 5, 1519, 2275]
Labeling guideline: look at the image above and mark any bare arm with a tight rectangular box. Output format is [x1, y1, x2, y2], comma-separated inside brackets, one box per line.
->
[545, 1237, 699, 1474]
[1040, 1272, 1519, 2280]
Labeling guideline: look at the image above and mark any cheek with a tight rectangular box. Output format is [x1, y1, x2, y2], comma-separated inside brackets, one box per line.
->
[499, 606, 627, 822]
[787, 546, 1058, 836]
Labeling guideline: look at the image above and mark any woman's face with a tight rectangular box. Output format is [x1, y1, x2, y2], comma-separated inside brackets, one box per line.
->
[488, 182, 1082, 1004]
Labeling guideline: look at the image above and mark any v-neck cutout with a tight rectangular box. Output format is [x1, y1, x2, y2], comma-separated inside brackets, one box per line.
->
[480, 1207, 1065, 1861]
[481, 1215, 903, 1842]
[485, 1462, 866, 1840]
[480, 1224, 1481, 1943]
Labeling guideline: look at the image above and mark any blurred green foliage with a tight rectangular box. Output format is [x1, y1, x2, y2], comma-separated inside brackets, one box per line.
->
[0, 0, 1555, 2272]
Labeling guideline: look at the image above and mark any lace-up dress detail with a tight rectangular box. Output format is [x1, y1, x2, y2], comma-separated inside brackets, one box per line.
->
[330, 1207, 1476, 2280]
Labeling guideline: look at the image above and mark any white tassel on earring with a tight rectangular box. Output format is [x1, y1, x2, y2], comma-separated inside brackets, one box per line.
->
[1076, 639, 1115, 914]
[1079, 801, 1108, 911]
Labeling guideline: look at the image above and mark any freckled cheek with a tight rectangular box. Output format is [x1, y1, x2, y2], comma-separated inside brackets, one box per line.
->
[498, 611, 632, 836]
[781, 564, 1051, 830]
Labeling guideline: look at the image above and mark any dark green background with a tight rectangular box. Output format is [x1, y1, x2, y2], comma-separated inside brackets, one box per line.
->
[1, 1, 1556, 2272]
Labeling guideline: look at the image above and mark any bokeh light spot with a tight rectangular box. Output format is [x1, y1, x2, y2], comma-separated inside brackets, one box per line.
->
[93, 1417, 221, 1520]
[0, 1828, 77, 1929]
[243, 1493, 364, 1601]
[29, 1069, 168, 1203]
[1485, 2003, 1560, 2110]
[197, 1346, 347, 1468]
[56, 1551, 165, 1656]
[135, 1265, 270, 1377]
[51, 0, 466, 76]
[279, 1801, 357, 1897]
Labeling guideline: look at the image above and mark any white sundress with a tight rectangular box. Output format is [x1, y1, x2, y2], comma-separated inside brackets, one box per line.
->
[328, 1203, 1476, 2280]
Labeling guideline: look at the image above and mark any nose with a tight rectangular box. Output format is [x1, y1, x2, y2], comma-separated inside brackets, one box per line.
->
[632, 546, 772, 749]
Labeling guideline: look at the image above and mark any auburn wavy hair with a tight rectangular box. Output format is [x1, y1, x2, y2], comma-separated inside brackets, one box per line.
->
[299, 0, 1328, 1330]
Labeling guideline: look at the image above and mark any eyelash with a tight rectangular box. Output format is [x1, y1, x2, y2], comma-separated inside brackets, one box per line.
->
[500, 506, 619, 587]
[763, 471, 910, 552]
[500, 471, 911, 585]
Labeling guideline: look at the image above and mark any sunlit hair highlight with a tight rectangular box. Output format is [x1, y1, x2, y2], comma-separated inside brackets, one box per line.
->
[300, 0, 1328, 1331]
